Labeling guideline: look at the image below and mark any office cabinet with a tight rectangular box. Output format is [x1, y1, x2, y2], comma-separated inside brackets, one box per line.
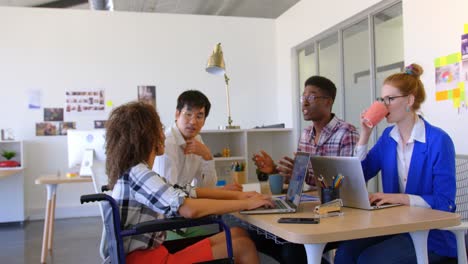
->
[200, 129, 294, 183]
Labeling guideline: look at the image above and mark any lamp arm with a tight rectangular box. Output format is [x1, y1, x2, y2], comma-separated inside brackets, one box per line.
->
[224, 73, 232, 126]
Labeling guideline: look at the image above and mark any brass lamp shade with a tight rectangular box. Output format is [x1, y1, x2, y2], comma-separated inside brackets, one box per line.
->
[206, 43, 226, 76]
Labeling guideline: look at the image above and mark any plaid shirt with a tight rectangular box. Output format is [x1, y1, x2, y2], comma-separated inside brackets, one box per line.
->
[299, 115, 359, 185]
[112, 163, 195, 254]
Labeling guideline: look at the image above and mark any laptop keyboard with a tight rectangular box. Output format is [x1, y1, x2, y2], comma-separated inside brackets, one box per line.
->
[274, 200, 287, 209]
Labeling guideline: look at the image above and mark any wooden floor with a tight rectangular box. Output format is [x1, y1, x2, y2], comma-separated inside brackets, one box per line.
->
[0, 216, 278, 264]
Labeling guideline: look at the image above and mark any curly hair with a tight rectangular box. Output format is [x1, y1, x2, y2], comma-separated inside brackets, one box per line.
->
[384, 63, 426, 111]
[105, 101, 163, 189]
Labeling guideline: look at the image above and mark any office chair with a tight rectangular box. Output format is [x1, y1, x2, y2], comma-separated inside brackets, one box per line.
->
[440, 154, 468, 264]
[81, 193, 234, 264]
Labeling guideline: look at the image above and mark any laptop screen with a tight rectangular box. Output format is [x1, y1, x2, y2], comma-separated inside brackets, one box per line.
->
[285, 152, 310, 206]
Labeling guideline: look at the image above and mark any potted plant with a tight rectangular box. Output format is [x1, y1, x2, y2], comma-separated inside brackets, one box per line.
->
[0, 150, 20, 167]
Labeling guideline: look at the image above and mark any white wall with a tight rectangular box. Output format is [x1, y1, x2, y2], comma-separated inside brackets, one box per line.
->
[0, 7, 277, 219]
[275, 0, 382, 141]
[403, 0, 468, 154]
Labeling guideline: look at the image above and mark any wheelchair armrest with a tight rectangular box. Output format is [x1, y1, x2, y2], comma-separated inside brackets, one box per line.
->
[80, 193, 110, 204]
[131, 215, 222, 234]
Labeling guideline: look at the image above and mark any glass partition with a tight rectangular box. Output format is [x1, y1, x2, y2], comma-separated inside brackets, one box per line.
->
[318, 34, 341, 117]
[297, 44, 317, 132]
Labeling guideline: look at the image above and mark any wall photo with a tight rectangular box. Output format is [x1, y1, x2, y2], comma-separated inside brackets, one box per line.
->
[65, 90, 105, 113]
[94, 120, 107, 129]
[36, 122, 57, 136]
[59, 122, 76, 135]
[137, 85, 156, 108]
[44, 108, 64, 121]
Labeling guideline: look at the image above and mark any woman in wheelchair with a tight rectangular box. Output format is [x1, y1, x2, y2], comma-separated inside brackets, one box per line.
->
[105, 101, 273, 264]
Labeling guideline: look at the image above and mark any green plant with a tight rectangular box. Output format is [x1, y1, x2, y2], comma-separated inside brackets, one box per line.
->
[1, 150, 16, 160]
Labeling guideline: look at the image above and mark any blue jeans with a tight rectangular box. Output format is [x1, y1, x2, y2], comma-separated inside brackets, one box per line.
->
[334, 234, 452, 264]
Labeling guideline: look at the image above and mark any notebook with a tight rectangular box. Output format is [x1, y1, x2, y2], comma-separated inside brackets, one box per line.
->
[240, 152, 310, 215]
[310, 156, 401, 210]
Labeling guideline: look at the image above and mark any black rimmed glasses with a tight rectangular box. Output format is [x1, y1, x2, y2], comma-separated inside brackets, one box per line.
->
[300, 95, 330, 104]
[376, 95, 408, 105]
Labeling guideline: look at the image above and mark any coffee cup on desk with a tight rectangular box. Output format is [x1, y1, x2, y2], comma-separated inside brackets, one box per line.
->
[269, 174, 284, 195]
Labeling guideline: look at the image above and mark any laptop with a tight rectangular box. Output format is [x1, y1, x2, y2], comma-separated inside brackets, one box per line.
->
[240, 152, 310, 215]
[310, 156, 401, 210]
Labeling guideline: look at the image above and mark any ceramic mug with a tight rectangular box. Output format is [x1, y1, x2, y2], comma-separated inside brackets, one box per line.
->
[363, 101, 389, 128]
[269, 174, 284, 195]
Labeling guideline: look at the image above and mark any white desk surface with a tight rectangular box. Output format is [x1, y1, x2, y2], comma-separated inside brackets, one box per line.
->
[233, 202, 460, 244]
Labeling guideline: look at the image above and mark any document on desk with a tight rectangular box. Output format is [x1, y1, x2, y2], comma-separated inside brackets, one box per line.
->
[276, 194, 319, 202]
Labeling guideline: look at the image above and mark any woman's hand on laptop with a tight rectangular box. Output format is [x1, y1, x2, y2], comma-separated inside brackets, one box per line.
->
[245, 196, 274, 210]
[237, 191, 264, 200]
[369, 192, 409, 206]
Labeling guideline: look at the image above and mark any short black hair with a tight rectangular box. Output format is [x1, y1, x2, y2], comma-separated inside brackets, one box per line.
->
[176, 90, 211, 117]
[304, 76, 337, 101]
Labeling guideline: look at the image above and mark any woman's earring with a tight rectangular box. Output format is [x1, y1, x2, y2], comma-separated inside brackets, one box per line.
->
[405, 106, 410, 112]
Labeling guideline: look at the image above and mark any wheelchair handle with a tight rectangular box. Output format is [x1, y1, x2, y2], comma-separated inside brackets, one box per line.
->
[80, 193, 111, 204]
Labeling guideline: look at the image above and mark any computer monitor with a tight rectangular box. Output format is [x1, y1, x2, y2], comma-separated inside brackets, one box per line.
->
[67, 129, 106, 177]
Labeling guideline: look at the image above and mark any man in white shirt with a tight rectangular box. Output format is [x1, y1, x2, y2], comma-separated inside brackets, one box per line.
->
[153, 90, 241, 190]
[153, 90, 241, 241]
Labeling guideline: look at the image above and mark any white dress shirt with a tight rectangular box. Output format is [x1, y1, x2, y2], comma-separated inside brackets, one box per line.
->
[356, 116, 430, 208]
[153, 124, 217, 189]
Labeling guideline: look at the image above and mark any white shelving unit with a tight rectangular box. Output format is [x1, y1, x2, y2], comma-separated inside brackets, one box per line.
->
[200, 128, 294, 183]
[0, 140, 25, 223]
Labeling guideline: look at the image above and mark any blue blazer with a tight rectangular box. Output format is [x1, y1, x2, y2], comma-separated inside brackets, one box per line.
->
[362, 118, 456, 258]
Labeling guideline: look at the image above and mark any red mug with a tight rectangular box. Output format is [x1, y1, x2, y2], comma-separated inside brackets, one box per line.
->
[363, 101, 389, 128]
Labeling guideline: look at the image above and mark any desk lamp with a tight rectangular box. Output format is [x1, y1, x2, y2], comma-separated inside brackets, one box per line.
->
[206, 43, 240, 129]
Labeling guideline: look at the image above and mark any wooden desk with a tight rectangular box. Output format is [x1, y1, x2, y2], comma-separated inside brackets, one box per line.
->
[233, 202, 460, 264]
[35, 175, 92, 264]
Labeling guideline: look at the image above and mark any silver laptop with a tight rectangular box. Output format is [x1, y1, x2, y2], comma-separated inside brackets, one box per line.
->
[310, 156, 401, 210]
[240, 152, 310, 215]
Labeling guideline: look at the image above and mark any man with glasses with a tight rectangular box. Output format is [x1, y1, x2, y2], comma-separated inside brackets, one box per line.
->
[254, 75, 359, 186]
[252, 76, 359, 264]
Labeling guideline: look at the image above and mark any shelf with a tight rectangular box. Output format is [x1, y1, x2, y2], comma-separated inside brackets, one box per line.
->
[201, 128, 292, 133]
[0, 166, 23, 171]
[200, 128, 293, 183]
[245, 128, 293, 133]
[201, 129, 243, 134]
[213, 156, 245, 162]
[0, 168, 23, 179]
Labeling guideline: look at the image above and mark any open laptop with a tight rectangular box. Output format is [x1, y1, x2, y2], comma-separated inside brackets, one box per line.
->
[310, 156, 401, 210]
[240, 152, 310, 215]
